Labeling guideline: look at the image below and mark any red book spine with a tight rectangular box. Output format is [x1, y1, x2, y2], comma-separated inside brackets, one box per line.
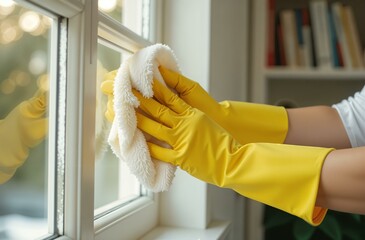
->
[277, 23, 287, 66]
[302, 7, 309, 26]
[336, 42, 344, 67]
[267, 0, 276, 66]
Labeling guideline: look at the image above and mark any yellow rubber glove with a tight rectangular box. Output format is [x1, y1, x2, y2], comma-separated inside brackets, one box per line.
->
[159, 66, 288, 144]
[0, 89, 48, 184]
[135, 79, 334, 226]
[100, 70, 117, 122]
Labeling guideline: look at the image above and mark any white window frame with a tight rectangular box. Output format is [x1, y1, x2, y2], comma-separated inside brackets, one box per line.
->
[15, 0, 161, 239]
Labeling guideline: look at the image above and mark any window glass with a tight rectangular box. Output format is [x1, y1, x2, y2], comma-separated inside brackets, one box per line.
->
[98, 0, 151, 39]
[95, 41, 141, 216]
[0, 1, 52, 239]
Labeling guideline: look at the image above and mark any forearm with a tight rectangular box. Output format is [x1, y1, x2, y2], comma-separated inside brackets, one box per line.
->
[316, 146, 365, 214]
[284, 106, 351, 149]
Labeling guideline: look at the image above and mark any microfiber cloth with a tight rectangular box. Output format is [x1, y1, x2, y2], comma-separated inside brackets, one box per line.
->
[108, 44, 180, 192]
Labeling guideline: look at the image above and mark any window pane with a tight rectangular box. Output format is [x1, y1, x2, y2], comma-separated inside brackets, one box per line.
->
[98, 0, 151, 39]
[95, 41, 141, 215]
[0, 1, 52, 239]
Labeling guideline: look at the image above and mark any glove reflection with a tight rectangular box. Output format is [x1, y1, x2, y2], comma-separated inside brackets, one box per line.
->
[0, 89, 48, 184]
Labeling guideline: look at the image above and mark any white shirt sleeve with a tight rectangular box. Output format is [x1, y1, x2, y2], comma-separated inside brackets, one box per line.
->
[332, 86, 365, 148]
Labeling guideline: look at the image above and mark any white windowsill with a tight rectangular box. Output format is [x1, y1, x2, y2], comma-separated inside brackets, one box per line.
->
[140, 220, 231, 240]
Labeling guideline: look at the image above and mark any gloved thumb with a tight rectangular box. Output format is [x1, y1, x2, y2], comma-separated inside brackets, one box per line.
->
[101, 80, 114, 96]
[19, 89, 47, 118]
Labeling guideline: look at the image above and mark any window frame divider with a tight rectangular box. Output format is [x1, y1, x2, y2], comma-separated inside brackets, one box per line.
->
[20, 0, 84, 18]
[98, 12, 152, 53]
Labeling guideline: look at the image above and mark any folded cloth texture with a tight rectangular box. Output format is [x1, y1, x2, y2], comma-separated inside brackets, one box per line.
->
[108, 44, 180, 192]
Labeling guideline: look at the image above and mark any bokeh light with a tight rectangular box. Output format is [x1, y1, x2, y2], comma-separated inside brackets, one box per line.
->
[37, 74, 49, 91]
[0, 78, 16, 94]
[0, 0, 15, 8]
[11, 70, 31, 87]
[1, 2, 51, 45]
[28, 50, 47, 75]
[19, 11, 40, 33]
[0, 0, 15, 16]
[99, 0, 118, 12]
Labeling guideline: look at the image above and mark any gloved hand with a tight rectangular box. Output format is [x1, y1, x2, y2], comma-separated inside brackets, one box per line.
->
[158, 66, 288, 144]
[100, 70, 117, 122]
[136, 79, 334, 226]
[0, 89, 48, 184]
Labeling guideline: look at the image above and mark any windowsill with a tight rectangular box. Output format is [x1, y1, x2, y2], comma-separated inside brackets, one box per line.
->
[139, 220, 231, 240]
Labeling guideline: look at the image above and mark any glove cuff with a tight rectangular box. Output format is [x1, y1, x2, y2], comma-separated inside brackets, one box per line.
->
[225, 143, 333, 226]
[219, 101, 288, 144]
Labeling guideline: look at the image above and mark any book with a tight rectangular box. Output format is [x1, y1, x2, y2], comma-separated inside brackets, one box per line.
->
[328, 9, 340, 67]
[309, 0, 332, 69]
[343, 5, 364, 68]
[280, 9, 300, 67]
[267, 0, 276, 66]
[276, 20, 287, 66]
[270, 1, 363, 69]
[295, 9, 305, 66]
[331, 2, 351, 68]
[301, 8, 314, 67]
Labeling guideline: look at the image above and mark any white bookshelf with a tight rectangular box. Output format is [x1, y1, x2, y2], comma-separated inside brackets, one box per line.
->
[246, 0, 365, 239]
[250, 0, 365, 105]
[266, 68, 365, 80]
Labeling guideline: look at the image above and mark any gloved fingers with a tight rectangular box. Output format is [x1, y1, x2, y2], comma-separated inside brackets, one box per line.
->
[101, 79, 114, 95]
[159, 66, 219, 111]
[152, 79, 190, 114]
[33, 89, 47, 110]
[136, 112, 174, 146]
[105, 97, 114, 122]
[104, 70, 118, 81]
[147, 141, 177, 164]
[133, 88, 176, 127]
[101, 69, 117, 96]
[20, 92, 47, 118]
[159, 66, 197, 96]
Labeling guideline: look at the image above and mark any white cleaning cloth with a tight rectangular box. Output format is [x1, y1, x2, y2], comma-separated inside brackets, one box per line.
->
[108, 44, 180, 192]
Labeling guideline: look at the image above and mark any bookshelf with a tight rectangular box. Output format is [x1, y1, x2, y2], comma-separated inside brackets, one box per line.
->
[250, 0, 365, 107]
[247, 0, 365, 239]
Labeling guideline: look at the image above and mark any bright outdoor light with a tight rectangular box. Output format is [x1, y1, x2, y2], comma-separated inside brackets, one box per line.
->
[0, 0, 15, 8]
[19, 11, 40, 33]
[99, 0, 118, 12]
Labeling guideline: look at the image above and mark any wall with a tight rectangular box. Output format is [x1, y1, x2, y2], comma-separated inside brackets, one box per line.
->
[161, 0, 249, 239]
[209, 0, 249, 102]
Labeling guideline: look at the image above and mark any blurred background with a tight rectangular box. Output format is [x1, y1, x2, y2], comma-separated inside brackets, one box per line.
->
[0, 1, 51, 239]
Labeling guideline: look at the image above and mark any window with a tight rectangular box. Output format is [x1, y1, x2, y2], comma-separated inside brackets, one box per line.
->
[94, 2, 159, 238]
[0, 1, 55, 239]
[98, 0, 151, 39]
[0, 0, 160, 239]
[94, 41, 142, 216]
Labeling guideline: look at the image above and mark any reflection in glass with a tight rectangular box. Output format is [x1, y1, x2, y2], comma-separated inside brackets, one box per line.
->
[95, 42, 141, 215]
[0, 1, 51, 239]
[98, 0, 151, 39]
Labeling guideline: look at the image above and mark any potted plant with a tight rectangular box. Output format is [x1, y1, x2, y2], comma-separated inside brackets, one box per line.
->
[264, 205, 365, 240]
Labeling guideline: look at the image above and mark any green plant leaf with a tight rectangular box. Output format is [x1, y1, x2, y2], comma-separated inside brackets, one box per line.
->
[343, 228, 363, 240]
[293, 219, 315, 240]
[338, 215, 364, 240]
[328, 212, 365, 240]
[350, 214, 361, 223]
[318, 214, 342, 240]
[264, 206, 295, 229]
